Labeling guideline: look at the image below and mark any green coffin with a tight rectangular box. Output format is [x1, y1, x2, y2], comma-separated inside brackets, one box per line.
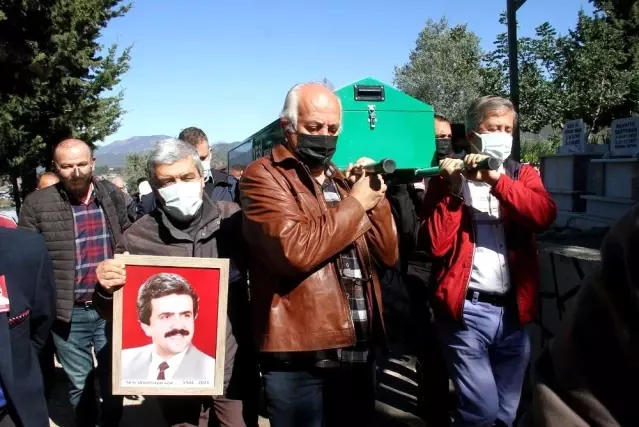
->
[332, 77, 435, 170]
[229, 77, 437, 173]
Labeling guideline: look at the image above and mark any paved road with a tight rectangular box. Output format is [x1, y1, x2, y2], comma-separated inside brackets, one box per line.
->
[48, 356, 429, 427]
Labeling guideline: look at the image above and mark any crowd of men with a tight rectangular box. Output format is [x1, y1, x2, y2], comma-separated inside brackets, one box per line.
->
[0, 80, 633, 427]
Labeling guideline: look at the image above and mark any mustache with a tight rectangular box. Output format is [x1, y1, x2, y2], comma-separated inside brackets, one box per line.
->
[164, 329, 190, 338]
[64, 175, 91, 185]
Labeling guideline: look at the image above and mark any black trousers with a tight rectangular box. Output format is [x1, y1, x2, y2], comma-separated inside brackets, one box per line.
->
[261, 360, 376, 427]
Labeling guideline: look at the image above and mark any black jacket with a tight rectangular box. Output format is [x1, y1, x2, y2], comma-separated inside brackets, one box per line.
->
[95, 195, 256, 399]
[18, 178, 131, 322]
[0, 228, 56, 427]
[208, 169, 239, 203]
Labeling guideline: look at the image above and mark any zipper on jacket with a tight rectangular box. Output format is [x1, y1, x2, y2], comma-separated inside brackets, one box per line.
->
[68, 201, 79, 297]
[460, 210, 476, 329]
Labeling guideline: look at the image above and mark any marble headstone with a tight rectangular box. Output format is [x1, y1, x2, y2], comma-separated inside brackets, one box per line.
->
[610, 117, 639, 157]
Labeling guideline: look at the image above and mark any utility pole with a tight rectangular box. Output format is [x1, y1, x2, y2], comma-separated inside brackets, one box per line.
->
[507, 0, 527, 162]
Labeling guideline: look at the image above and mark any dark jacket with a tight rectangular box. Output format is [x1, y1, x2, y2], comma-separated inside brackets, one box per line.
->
[0, 228, 56, 427]
[18, 178, 131, 322]
[379, 184, 421, 351]
[209, 169, 240, 203]
[122, 191, 138, 224]
[521, 203, 639, 427]
[137, 192, 155, 220]
[419, 159, 557, 325]
[94, 195, 254, 397]
[240, 143, 399, 352]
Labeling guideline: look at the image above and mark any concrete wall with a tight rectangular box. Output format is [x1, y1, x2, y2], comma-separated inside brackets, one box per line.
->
[530, 242, 601, 376]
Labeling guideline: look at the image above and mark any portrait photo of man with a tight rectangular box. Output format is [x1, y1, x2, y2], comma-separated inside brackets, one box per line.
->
[121, 272, 216, 382]
[0, 279, 9, 311]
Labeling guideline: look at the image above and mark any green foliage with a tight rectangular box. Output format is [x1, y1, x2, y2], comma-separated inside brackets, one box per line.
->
[520, 136, 561, 165]
[399, 5, 639, 139]
[393, 17, 484, 122]
[482, 6, 639, 133]
[0, 0, 132, 197]
[481, 15, 570, 133]
[562, 10, 637, 130]
[123, 152, 149, 192]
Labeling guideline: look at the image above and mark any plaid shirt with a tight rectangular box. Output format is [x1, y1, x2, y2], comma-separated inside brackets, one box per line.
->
[71, 188, 113, 303]
[269, 176, 371, 368]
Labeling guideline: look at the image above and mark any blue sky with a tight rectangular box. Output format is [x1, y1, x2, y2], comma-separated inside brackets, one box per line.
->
[98, 0, 593, 146]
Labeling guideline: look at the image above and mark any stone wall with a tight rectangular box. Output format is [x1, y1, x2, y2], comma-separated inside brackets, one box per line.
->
[530, 242, 601, 375]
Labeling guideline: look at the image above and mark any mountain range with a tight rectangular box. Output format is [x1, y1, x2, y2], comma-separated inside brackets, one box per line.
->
[94, 135, 241, 168]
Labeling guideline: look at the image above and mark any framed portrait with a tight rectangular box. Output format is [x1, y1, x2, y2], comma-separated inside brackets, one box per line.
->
[111, 255, 228, 396]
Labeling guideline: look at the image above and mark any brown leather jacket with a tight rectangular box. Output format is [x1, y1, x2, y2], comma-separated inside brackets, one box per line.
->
[240, 143, 399, 353]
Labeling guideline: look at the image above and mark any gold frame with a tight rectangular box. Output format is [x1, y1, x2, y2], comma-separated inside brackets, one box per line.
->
[111, 254, 228, 396]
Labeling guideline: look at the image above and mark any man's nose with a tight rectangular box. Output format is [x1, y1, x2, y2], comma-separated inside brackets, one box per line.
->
[73, 167, 81, 177]
[171, 317, 186, 329]
[316, 126, 331, 136]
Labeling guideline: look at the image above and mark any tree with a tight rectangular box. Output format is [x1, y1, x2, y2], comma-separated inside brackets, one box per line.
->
[561, 9, 635, 131]
[393, 17, 484, 122]
[481, 6, 639, 134]
[481, 15, 569, 133]
[0, 0, 132, 210]
[123, 153, 149, 193]
[586, 0, 639, 121]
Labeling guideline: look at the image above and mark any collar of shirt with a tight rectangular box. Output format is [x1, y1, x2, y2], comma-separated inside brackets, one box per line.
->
[74, 182, 95, 206]
[147, 345, 189, 381]
[462, 165, 504, 215]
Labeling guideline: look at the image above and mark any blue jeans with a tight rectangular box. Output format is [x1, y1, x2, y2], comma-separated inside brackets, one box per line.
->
[436, 299, 530, 427]
[261, 360, 376, 427]
[52, 306, 123, 427]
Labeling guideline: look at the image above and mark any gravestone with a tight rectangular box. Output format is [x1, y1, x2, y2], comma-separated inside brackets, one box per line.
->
[559, 119, 588, 154]
[542, 120, 601, 215]
[610, 117, 639, 157]
[581, 117, 639, 223]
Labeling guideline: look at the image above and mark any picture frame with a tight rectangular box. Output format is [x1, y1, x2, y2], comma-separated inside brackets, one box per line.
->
[111, 254, 228, 396]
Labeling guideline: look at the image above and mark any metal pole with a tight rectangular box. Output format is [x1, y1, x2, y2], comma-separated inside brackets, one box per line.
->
[507, 0, 521, 162]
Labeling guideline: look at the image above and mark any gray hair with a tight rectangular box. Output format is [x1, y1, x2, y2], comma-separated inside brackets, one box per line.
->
[465, 96, 518, 132]
[146, 138, 203, 185]
[280, 81, 343, 132]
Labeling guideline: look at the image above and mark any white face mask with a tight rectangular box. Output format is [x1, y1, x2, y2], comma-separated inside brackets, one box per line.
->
[157, 181, 203, 221]
[472, 132, 513, 161]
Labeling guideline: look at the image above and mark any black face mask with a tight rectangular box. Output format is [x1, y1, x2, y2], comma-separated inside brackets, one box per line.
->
[435, 138, 453, 160]
[295, 134, 338, 168]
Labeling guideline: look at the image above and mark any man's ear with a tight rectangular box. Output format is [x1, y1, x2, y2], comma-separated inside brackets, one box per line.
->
[140, 322, 152, 338]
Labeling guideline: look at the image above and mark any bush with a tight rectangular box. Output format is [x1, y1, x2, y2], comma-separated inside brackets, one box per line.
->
[520, 136, 561, 165]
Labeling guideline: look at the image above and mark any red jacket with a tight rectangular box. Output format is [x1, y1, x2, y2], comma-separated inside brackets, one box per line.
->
[419, 161, 557, 325]
[0, 214, 17, 229]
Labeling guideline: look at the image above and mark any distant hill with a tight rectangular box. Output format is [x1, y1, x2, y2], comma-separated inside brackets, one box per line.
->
[95, 136, 242, 168]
